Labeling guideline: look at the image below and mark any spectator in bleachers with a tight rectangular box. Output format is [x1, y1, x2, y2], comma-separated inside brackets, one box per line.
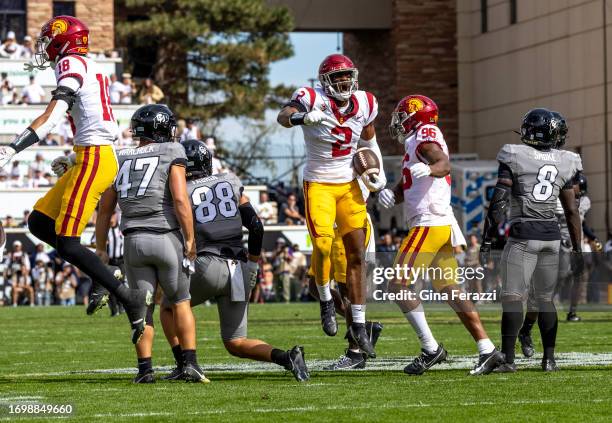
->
[28, 153, 49, 178]
[0, 172, 8, 189]
[28, 170, 50, 188]
[21, 76, 45, 104]
[31, 243, 49, 265]
[31, 259, 53, 306]
[138, 77, 164, 104]
[109, 73, 124, 104]
[3, 215, 17, 228]
[185, 118, 201, 139]
[19, 35, 33, 59]
[1, 72, 15, 105]
[39, 133, 59, 146]
[8, 240, 34, 306]
[55, 263, 77, 306]
[55, 117, 74, 145]
[256, 191, 277, 224]
[21, 210, 30, 228]
[204, 137, 226, 174]
[0, 31, 21, 59]
[117, 128, 134, 147]
[279, 193, 305, 225]
[377, 233, 397, 253]
[75, 267, 92, 306]
[121, 73, 134, 104]
[8, 173, 21, 188]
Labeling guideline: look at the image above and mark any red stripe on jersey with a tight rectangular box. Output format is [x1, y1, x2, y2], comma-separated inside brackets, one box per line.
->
[396, 227, 421, 269]
[407, 227, 429, 269]
[366, 92, 375, 119]
[329, 94, 359, 124]
[71, 146, 100, 236]
[59, 148, 90, 235]
[305, 87, 316, 111]
[57, 73, 83, 88]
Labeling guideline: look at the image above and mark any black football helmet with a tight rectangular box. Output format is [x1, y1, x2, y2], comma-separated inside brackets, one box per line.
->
[550, 111, 568, 149]
[130, 104, 177, 143]
[181, 139, 213, 179]
[520, 108, 558, 150]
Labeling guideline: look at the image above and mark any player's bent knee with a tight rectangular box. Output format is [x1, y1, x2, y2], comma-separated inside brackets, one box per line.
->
[27, 210, 57, 246]
[223, 338, 247, 357]
[313, 236, 333, 257]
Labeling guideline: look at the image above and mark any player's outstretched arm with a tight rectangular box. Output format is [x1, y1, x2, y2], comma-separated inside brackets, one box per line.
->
[169, 165, 196, 261]
[95, 188, 118, 264]
[277, 105, 299, 128]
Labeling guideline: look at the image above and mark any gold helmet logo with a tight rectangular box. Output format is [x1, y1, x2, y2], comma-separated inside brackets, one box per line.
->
[406, 98, 424, 113]
[51, 19, 68, 36]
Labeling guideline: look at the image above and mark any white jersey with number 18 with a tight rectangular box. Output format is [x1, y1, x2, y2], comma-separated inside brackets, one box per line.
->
[54, 54, 119, 146]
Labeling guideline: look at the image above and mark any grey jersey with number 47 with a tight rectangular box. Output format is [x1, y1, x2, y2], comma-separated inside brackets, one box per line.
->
[115, 142, 187, 232]
[187, 172, 245, 259]
[497, 144, 578, 224]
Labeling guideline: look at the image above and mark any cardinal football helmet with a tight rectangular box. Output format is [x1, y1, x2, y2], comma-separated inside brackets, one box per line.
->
[318, 54, 358, 101]
[389, 95, 439, 142]
[29, 15, 89, 70]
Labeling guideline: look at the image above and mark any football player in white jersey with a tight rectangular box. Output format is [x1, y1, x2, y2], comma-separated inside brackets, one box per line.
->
[0, 16, 151, 344]
[277, 54, 386, 357]
[378, 95, 504, 375]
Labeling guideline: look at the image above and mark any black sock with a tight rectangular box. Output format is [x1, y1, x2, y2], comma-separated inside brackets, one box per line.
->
[501, 300, 523, 364]
[520, 314, 537, 335]
[137, 357, 152, 374]
[27, 211, 57, 247]
[172, 345, 183, 365]
[182, 349, 197, 365]
[56, 236, 123, 296]
[270, 348, 291, 369]
[538, 302, 558, 360]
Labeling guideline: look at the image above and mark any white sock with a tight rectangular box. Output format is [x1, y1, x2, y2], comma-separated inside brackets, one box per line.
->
[316, 283, 332, 302]
[404, 304, 439, 354]
[477, 338, 495, 355]
[351, 304, 366, 324]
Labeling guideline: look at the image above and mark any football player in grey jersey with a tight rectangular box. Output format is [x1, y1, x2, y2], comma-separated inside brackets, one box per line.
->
[159, 140, 309, 382]
[96, 105, 204, 383]
[481, 108, 584, 373]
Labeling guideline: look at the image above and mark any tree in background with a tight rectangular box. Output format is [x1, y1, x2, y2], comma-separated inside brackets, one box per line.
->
[117, 0, 294, 122]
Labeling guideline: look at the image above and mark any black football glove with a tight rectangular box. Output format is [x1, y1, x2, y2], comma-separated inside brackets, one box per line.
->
[570, 250, 585, 275]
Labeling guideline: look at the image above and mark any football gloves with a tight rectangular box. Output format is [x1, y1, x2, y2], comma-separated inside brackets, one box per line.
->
[410, 162, 432, 179]
[362, 172, 386, 193]
[304, 109, 336, 127]
[51, 153, 76, 177]
[246, 260, 259, 290]
[0, 145, 16, 168]
[378, 188, 396, 209]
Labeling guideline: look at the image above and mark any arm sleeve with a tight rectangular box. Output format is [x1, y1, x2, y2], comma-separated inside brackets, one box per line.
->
[498, 162, 513, 180]
[239, 202, 264, 256]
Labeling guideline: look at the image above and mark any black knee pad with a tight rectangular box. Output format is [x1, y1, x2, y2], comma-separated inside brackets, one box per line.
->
[27, 211, 57, 247]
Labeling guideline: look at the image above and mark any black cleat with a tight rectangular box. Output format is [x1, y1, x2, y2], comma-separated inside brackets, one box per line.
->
[518, 332, 535, 358]
[285, 346, 310, 382]
[366, 321, 384, 349]
[469, 349, 505, 375]
[404, 344, 447, 375]
[349, 323, 376, 358]
[133, 369, 155, 384]
[320, 299, 338, 336]
[183, 362, 210, 383]
[161, 365, 185, 381]
[542, 358, 559, 372]
[566, 312, 581, 322]
[123, 288, 153, 344]
[493, 362, 517, 373]
[324, 350, 366, 370]
[86, 282, 109, 315]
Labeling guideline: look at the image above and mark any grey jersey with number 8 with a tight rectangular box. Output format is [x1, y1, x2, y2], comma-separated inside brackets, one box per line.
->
[187, 172, 244, 259]
[115, 142, 187, 232]
[497, 144, 577, 224]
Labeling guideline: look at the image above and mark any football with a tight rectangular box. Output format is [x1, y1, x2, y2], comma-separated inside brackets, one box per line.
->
[352, 147, 380, 178]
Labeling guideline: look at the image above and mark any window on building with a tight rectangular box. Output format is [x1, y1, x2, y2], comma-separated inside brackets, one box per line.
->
[53, 0, 75, 18]
[510, 0, 517, 24]
[0, 0, 26, 41]
[481, 0, 488, 33]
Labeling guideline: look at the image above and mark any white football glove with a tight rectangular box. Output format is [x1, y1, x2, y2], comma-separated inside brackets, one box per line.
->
[304, 109, 335, 127]
[0, 146, 16, 169]
[246, 260, 259, 290]
[378, 188, 396, 209]
[51, 154, 76, 177]
[410, 162, 432, 179]
[361, 172, 386, 193]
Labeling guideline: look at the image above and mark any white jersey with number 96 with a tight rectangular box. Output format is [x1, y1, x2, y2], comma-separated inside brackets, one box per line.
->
[290, 86, 378, 183]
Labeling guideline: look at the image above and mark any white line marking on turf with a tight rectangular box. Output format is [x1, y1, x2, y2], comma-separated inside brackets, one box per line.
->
[4, 352, 612, 378]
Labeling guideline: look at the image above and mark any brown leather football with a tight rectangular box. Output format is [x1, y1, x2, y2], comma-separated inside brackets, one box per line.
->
[353, 147, 380, 177]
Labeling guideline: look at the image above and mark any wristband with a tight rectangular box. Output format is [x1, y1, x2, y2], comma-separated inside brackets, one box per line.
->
[10, 127, 40, 153]
[289, 112, 306, 126]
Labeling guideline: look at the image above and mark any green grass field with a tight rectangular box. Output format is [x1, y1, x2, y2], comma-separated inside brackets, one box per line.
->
[1, 303, 611, 422]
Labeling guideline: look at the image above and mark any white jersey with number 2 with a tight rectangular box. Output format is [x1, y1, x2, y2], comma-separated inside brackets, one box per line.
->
[290, 86, 378, 183]
[54, 55, 119, 146]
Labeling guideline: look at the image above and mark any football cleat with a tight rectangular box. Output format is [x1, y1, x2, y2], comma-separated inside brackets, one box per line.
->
[324, 350, 366, 370]
[86, 282, 109, 315]
[404, 344, 447, 375]
[348, 323, 376, 358]
[162, 365, 185, 381]
[320, 299, 338, 336]
[133, 369, 155, 384]
[285, 345, 310, 382]
[542, 358, 559, 372]
[566, 312, 581, 322]
[123, 288, 153, 344]
[366, 321, 384, 348]
[183, 362, 210, 383]
[469, 349, 505, 375]
[518, 331, 535, 358]
[492, 362, 517, 373]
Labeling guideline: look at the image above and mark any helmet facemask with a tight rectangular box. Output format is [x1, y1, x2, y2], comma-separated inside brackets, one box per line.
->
[320, 69, 358, 101]
[27, 36, 52, 71]
[389, 110, 421, 143]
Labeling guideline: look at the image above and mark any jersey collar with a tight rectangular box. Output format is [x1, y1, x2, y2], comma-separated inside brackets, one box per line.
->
[329, 94, 359, 125]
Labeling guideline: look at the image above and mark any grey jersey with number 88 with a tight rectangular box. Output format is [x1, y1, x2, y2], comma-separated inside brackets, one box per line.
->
[187, 172, 245, 259]
[497, 144, 578, 224]
[115, 142, 187, 232]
